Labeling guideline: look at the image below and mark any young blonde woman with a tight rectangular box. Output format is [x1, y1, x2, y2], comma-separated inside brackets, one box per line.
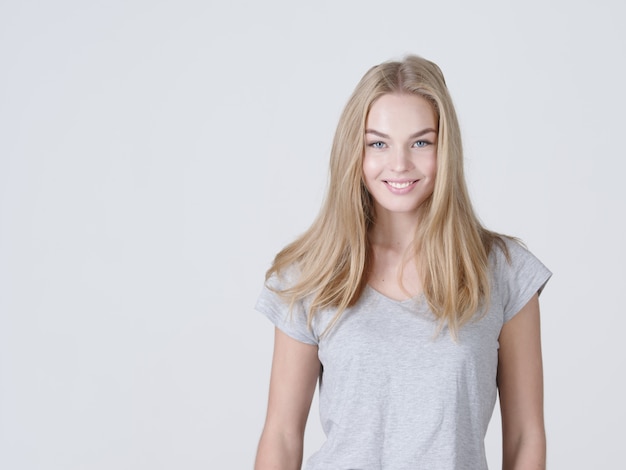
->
[254, 55, 551, 470]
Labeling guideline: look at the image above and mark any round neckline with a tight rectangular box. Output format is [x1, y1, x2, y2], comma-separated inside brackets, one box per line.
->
[365, 284, 425, 305]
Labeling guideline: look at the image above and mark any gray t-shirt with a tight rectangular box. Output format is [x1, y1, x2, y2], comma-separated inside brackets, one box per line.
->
[256, 238, 551, 469]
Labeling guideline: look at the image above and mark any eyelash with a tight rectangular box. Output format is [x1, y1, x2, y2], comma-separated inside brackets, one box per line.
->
[369, 141, 386, 149]
[367, 140, 432, 149]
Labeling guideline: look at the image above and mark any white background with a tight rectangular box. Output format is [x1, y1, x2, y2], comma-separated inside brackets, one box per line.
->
[1, 0, 624, 468]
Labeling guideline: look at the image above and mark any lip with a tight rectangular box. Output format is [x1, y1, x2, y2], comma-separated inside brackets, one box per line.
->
[383, 179, 419, 194]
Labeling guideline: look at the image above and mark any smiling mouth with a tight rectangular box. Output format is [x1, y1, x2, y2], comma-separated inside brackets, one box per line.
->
[385, 180, 418, 189]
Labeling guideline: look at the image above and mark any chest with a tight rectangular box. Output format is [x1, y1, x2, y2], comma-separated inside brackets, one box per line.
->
[367, 245, 423, 301]
[315, 288, 504, 392]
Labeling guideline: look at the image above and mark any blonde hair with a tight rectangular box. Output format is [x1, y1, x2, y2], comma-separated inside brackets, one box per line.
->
[267, 55, 506, 336]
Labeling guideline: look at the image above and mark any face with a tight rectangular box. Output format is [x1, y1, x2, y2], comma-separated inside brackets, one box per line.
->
[362, 93, 438, 220]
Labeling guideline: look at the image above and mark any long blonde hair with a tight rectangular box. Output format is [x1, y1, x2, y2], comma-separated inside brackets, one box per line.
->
[267, 55, 505, 336]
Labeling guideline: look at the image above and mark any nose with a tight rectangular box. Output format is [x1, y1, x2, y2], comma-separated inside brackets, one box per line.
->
[391, 146, 412, 172]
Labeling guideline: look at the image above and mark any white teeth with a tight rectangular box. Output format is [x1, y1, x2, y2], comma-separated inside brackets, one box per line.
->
[387, 181, 413, 189]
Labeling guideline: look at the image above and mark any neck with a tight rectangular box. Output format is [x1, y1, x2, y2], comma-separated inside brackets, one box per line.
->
[368, 211, 420, 253]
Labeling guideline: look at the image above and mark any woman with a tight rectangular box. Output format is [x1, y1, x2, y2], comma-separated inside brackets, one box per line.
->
[254, 55, 550, 470]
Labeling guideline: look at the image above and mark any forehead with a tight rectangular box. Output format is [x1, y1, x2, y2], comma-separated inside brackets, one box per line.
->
[366, 93, 437, 131]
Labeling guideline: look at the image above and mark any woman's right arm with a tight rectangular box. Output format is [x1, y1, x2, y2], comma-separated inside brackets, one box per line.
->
[254, 327, 321, 470]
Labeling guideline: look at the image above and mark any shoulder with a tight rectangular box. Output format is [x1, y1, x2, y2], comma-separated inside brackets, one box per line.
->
[489, 236, 552, 323]
[256, 263, 319, 345]
[264, 263, 303, 291]
[490, 236, 543, 273]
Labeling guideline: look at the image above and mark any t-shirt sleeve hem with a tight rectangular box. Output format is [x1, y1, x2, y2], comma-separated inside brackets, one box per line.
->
[255, 296, 318, 345]
[503, 268, 552, 324]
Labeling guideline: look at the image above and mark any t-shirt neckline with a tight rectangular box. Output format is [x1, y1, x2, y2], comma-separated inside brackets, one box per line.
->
[365, 284, 425, 305]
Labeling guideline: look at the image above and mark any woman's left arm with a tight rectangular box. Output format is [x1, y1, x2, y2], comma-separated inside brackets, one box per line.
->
[497, 293, 546, 470]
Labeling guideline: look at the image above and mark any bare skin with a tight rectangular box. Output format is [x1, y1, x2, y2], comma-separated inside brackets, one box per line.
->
[363, 94, 436, 301]
[498, 294, 547, 469]
[366, 208, 422, 301]
[254, 329, 319, 470]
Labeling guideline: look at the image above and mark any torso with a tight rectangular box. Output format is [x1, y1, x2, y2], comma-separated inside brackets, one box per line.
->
[257, 237, 551, 470]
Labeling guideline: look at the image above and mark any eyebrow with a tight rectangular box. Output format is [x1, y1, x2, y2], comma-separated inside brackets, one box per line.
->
[365, 128, 438, 139]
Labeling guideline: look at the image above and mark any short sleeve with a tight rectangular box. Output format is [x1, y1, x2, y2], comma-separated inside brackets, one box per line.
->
[255, 271, 318, 345]
[495, 239, 552, 323]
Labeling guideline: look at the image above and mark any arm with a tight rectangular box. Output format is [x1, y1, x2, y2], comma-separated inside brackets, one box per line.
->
[497, 294, 546, 470]
[255, 327, 320, 470]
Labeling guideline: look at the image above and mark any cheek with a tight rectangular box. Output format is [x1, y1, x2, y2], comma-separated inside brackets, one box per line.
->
[423, 153, 437, 178]
[361, 156, 380, 186]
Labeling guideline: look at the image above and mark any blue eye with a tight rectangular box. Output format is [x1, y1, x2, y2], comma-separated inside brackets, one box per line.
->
[369, 141, 386, 149]
[413, 140, 430, 148]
